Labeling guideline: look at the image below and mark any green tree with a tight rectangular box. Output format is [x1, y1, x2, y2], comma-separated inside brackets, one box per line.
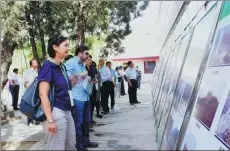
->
[1, 1, 28, 88]
[1, 1, 149, 88]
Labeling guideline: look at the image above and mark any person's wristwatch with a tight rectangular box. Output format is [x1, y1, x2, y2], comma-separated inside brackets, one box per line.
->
[48, 119, 54, 123]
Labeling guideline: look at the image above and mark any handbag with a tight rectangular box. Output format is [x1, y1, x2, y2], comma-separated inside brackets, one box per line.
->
[20, 64, 55, 122]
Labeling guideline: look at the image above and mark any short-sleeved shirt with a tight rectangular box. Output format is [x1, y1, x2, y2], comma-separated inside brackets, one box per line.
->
[37, 60, 72, 111]
[65, 56, 89, 102]
[114, 71, 120, 84]
[24, 68, 38, 88]
[125, 67, 137, 80]
[99, 66, 112, 83]
[10, 73, 20, 85]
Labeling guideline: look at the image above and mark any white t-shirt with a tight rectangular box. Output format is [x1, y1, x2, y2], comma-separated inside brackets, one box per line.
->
[10, 73, 20, 85]
[24, 68, 38, 87]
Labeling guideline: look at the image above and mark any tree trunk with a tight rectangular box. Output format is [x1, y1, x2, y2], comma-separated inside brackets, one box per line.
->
[1, 38, 17, 89]
[77, 2, 86, 47]
[40, 30, 46, 60]
[36, 2, 46, 60]
[25, 2, 41, 69]
[78, 28, 85, 46]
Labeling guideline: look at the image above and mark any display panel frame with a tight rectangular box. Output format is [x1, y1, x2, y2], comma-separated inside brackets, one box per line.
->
[153, 54, 171, 113]
[155, 43, 181, 127]
[159, 2, 222, 150]
[154, 50, 174, 116]
[157, 27, 195, 148]
[176, 2, 225, 150]
[175, 2, 222, 150]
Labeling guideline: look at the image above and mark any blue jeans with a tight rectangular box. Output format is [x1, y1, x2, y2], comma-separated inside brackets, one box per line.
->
[72, 100, 91, 147]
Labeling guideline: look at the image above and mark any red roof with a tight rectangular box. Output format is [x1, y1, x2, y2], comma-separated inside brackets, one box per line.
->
[112, 56, 159, 61]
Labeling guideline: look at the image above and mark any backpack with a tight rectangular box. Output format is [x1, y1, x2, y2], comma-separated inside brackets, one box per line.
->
[19, 63, 55, 122]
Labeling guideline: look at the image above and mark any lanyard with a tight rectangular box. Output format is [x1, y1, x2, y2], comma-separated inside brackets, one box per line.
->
[50, 59, 70, 90]
[60, 65, 70, 90]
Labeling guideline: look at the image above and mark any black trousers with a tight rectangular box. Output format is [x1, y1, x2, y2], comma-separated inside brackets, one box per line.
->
[12, 85, 20, 109]
[90, 84, 100, 120]
[120, 78, 126, 95]
[101, 81, 114, 112]
[128, 79, 138, 104]
[108, 82, 115, 108]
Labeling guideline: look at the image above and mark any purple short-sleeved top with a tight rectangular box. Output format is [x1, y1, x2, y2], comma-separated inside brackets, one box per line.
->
[37, 60, 72, 111]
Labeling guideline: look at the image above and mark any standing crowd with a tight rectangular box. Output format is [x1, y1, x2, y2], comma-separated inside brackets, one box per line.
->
[8, 35, 142, 150]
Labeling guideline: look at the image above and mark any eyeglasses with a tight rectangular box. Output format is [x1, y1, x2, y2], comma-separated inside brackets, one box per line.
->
[84, 52, 89, 56]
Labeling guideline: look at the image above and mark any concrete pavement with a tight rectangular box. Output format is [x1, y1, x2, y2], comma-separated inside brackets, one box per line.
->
[1, 83, 158, 150]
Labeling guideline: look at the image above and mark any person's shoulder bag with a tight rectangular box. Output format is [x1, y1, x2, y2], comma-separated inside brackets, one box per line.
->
[19, 63, 55, 122]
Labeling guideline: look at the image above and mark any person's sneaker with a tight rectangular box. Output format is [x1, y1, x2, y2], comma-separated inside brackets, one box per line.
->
[13, 108, 19, 111]
[28, 123, 34, 128]
[35, 122, 40, 125]
[96, 114, 103, 118]
[84, 142, 98, 148]
[111, 106, 114, 110]
[102, 111, 109, 115]
[134, 101, 141, 104]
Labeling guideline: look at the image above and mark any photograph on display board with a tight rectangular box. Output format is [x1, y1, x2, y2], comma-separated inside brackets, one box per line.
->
[209, 24, 230, 67]
[178, 83, 193, 117]
[144, 61, 156, 74]
[172, 79, 186, 110]
[216, 90, 230, 149]
[193, 79, 225, 129]
[161, 113, 174, 149]
[182, 132, 197, 150]
[163, 109, 182, 150]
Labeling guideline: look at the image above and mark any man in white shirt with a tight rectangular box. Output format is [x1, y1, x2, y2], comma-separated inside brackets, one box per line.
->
[10, 68, 20, 110]
[106, 61, 116, 110]
[114, 67, 121, 99]
[125, 61, 141, 105]
[98, 59, 112, 114]
[24, 59, 38, 126]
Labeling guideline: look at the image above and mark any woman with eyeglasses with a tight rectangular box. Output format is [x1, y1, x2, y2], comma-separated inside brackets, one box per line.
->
[38, 35, 76, 150]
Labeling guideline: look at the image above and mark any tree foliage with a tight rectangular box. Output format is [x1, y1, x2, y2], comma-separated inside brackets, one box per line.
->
[2, 1, 148, 58]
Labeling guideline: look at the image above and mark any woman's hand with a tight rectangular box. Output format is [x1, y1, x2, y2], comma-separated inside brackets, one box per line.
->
[48, 122, 57, 134]
[86, 76, 91, 82]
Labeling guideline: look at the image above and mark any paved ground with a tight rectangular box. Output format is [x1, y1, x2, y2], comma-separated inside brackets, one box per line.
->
[1, 83, 158, 150]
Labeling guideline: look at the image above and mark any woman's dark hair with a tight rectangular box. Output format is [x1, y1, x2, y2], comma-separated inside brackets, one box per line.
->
[92, 61, 97, 67]
[64, 55, 74, 63]
[75, 45, 89, 56]
[13, 68, 19, 73]
[47, 35, 68, 58]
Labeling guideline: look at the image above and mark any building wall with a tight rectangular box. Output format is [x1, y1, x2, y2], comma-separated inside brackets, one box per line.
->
[113, 60, 157, 82]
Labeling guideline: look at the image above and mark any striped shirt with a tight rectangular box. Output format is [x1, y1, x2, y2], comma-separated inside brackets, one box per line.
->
[65, 56, 89, 102]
